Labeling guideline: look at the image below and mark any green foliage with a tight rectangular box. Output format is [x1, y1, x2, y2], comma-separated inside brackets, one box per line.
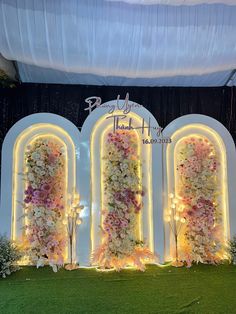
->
[0, 69, 16, 88]
[0, 235, 21, 278]
[228, 235, 236, 262]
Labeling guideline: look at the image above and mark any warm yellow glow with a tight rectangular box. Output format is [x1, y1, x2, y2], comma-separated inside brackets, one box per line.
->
[12, 124, 76, 264]
[90, 109, 154, 257]
[27, 134, 68, 260]
[100, 125, 112, 245]
[136, 125, 143, 241]
[165, 216, 171, 222]
[166, 124, 229, 260]
[154, 261, 173, 268]
[100, 122, 142, 242]
[177, 206, 184, 213]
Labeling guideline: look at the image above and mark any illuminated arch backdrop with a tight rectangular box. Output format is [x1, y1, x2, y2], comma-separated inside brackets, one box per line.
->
[79, 101, 163, 268]
[163, 114, 236, 266]
[1, 103, 236, 269]
[0, 113, 80, 268]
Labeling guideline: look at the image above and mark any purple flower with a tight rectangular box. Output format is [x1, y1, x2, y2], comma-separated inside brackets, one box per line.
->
[24, 185, 34, 196]
[33, 190, 41, 198]
[24, 196, 31, 204]
[41, 183, 51, 192]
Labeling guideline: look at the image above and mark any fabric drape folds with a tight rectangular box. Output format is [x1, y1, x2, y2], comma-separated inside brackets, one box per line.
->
[0, 0, 236, 86]
[107, 1, 236, 5]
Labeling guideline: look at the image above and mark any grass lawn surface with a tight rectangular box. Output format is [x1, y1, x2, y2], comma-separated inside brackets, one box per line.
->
[0, 264, 236, 314]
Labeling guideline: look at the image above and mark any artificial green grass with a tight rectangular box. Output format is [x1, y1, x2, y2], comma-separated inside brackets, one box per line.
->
[0, 264, 236, 314]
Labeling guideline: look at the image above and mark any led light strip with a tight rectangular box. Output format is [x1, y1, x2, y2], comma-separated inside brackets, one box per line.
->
[166, 124, 229, 259]
[90, 110, 153, 256]
[13, 124, 76, 264]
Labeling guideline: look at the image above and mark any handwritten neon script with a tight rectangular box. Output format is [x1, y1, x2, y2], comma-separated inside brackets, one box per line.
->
[84, 93, 142, 115]
[106, 114, 163, 137]
[84, 93, 163, 137]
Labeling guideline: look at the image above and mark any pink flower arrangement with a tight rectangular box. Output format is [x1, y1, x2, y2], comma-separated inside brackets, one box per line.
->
[176, 136, 223, 266]
[92, 130, 155, 271]
[23, 138, 66, 271]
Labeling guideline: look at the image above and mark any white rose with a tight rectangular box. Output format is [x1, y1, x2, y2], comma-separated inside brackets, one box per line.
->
[36, 219, 43, 226]
[32, 152, 41, 160]
[111, 175, 117, 181]
[46, 220, 55, 227]
[28, 173, 35, 181]
[34, 208, 42, 218]
[34, 167, 41, 174]
[36, 160, 44, 167]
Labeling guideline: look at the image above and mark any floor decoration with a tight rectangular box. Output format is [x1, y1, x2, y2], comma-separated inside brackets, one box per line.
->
[165, 194, 185, 267]
[228, 236, 236, 265]
[0, 235, 21, 278]
[64, 193, 84, 271]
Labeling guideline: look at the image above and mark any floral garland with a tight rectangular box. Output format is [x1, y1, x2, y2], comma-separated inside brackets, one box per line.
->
[23, 138, 66, 271]
[176, 136, 224, 266]
[92, 130, 155, 271]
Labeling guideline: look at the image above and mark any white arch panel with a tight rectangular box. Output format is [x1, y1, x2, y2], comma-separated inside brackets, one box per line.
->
[163, 114, 236, 262]
[80, 100, 164, 264]
[0, 113, 81, 264]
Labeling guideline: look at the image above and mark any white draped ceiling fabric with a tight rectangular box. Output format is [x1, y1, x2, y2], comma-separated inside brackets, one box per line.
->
[108, 0, 236, 4]
[0, 0, 236, 86]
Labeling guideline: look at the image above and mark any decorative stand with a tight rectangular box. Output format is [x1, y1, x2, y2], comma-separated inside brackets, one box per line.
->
[64, 192, 84, 271]
[165, 193, 186, 267]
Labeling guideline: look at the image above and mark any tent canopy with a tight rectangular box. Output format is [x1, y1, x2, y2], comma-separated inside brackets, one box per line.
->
[0, 0, 236, 86]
